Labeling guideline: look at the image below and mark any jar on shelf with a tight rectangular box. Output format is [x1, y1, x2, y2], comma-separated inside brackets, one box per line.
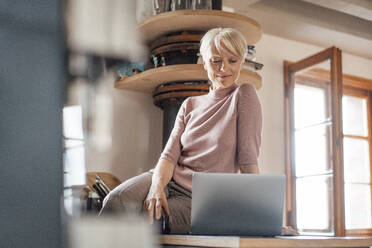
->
[116, 61, 145, 78]
[86, 191, 102, 212]
[246, 45, 256, 62]
[153, 0, 171, 15]
[191, 0, 212, 10]
[170, 0, 192, 10]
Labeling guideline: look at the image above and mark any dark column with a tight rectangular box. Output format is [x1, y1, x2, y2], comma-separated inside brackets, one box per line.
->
[212, 0, 223, 10]
[162, 104, 182, 148]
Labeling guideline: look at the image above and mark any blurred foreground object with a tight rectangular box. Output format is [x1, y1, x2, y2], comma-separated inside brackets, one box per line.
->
[65, 0, 147, 62]
[69, 215, 159, 248]
[63, 0, 148, 218]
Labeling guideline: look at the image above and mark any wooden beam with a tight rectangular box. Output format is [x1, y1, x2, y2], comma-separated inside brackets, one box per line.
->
[283, 61, 297, 229]
[369, 92, 372, 238]
[287, 47, 333, 73]
[330, 47, 345, 237]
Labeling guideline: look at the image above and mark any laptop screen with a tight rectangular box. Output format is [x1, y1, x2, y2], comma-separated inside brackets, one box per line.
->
[191, 173, 285, 236]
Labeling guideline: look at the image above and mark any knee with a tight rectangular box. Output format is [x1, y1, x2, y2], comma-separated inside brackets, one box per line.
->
[100, 173, 152, 214]
[100, 187, 140, 213]
[99, 190, 123, 215]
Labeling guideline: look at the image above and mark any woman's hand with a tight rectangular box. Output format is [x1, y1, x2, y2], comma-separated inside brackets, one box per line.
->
[144, 158, 175, 224]
[144, 183, 170, 224]
[240, 163, 259, 174]
[281, 226, 299, 236]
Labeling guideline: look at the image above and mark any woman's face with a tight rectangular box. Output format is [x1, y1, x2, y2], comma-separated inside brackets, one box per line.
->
[203, 44, 244, 90]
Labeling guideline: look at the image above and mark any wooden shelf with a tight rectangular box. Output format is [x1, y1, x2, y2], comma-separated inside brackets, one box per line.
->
[115, 64, 262, 94]
[116, 10, 262, 96]
[138, 10, 262, 45]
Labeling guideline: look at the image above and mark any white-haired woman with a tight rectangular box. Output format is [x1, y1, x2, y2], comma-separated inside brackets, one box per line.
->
[100, 27, 262, 234]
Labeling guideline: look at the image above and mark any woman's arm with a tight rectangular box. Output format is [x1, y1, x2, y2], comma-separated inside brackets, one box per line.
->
[144, 158, 175, 224]
[145, 100, 187, 223]
[240, 163, 259, 174]
[237, 84, 262, 173]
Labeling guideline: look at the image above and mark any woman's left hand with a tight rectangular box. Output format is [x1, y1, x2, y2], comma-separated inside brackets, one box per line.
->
[143, 183, 170, 224]
[240, 164, 259, 174]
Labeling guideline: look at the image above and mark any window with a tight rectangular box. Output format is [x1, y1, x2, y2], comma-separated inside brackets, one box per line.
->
[284, 47, 372, 236]
[342, 88, 372, 235]
[63, 105, 86, 216]
[293, 79, 333, 234]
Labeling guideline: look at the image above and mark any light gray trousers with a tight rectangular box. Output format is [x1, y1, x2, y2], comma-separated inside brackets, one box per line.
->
[99, 172, 191, 234]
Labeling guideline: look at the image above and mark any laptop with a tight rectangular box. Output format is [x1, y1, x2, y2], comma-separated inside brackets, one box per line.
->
[190, 173, 285, 236]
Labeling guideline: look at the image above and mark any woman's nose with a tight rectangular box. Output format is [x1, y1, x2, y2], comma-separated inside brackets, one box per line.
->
[219, 62, 227, 71]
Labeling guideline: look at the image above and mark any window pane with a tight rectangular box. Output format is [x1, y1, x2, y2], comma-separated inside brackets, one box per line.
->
[295, 125, 330, 177]
[65, 139, 84, 149]
[343, 137, 370, 183]
[296, 175, 333, 231]
[63, 105, 84, 139]
[342, 95, 368, 137]
[345, 183, 372, 229]
[64, 146, 86, 187]
[294, 84, 327, 129]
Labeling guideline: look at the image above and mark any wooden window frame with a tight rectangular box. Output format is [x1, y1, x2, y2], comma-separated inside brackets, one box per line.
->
[296, 69, 372, 236]
[284, 47, 344, 236]
[284, 51, 372, 236]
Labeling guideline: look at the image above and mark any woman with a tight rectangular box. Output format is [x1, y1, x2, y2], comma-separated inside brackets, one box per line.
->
[99, 27, 262, 234]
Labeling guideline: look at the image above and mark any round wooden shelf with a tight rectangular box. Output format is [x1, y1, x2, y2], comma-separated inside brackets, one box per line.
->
[115, 64, 262, 94]
[138, 10, 262, 45]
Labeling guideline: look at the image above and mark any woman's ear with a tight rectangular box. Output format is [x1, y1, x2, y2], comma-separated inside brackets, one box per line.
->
[203, 60, 207, 70]
[239, 58, 245, 69]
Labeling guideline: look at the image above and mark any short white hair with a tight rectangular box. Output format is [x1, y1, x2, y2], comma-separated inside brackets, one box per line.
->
[199, 27, 247, 60]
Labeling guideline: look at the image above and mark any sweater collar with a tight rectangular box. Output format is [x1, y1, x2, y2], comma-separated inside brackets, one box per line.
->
[208, 83, 238, 99]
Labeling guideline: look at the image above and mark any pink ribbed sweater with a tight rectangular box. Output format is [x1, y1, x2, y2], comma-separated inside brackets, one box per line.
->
[160, 83, 262, 192]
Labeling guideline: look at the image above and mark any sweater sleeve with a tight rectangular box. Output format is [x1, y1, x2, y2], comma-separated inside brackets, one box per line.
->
[236, 83, 262, 165]
[159, 99, 187, 165]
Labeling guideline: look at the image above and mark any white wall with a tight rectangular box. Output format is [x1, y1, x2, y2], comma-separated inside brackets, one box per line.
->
[84, 72, 163, 182]
[84, 34, 372, 182]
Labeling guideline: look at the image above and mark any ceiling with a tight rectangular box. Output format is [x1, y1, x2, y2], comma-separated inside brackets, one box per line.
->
[222, 0, 372, 60]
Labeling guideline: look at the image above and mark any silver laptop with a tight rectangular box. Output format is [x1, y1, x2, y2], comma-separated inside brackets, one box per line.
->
[191, 173, 285, 236]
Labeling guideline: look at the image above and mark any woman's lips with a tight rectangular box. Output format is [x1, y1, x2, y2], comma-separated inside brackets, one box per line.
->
[217, 75, 232, 78]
